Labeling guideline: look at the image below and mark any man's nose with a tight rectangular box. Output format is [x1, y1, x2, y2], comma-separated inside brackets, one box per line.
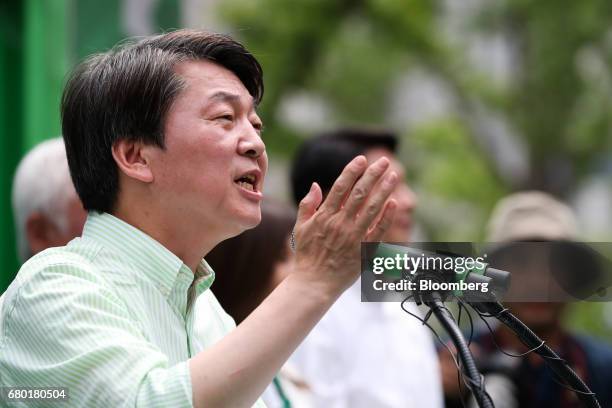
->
[238, 123, 265, 158]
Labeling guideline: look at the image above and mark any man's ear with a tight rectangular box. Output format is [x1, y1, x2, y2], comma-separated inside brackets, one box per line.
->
[111, 139, 155, 183]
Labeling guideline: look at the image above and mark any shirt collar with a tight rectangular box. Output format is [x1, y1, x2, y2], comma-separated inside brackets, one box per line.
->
[82, 212, 215, 299]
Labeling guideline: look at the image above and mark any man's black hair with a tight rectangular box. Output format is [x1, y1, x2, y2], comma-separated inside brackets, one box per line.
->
[61, 29, 264, 213]
[290, 127, 398, 205]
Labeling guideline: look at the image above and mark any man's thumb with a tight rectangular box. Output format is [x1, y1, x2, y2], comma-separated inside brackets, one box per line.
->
[296, 182, 322, 225]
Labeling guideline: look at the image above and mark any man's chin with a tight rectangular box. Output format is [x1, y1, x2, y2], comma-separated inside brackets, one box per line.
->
[221, 219, 260, 243]
[238, 209, 262, 230]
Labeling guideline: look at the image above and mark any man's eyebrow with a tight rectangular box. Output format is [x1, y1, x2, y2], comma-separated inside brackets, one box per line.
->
[208, 91, 255, 107]
[209, 91, 240, 102]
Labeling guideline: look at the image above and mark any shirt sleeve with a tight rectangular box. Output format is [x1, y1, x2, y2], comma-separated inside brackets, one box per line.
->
[0, 262, 193, 408]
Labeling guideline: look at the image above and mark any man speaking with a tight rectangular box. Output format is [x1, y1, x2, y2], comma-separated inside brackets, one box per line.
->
[0, 30, 399, 407]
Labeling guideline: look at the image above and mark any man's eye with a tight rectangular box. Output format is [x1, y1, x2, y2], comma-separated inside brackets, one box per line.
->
[216, 115, 234, 121]
[253, 122, 264, 133]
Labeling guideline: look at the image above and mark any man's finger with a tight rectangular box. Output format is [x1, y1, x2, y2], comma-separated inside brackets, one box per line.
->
[365, 199, 397, 242]
[319, 156, 368, 213]
[343, 157, 390, 218]
[296, 182, 323, 226]
[355, 171, 398, 233]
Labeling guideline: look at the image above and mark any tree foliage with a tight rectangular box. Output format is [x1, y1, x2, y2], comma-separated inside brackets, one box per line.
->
[220, 0, 612, 239]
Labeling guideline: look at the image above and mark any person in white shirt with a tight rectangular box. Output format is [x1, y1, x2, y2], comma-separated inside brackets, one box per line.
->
[289, 128, 444, 408]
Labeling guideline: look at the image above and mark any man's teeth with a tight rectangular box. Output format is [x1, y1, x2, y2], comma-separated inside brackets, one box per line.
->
[237, 181, 254, 191]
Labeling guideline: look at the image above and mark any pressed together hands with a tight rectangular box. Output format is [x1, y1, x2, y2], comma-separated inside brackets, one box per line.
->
[191, 156, 398, 407]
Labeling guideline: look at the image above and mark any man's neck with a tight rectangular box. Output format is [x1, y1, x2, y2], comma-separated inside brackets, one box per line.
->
[112, 201, 218, 273]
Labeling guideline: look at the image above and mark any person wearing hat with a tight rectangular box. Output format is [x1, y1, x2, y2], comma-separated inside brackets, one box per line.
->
[441, 191, 612, 408]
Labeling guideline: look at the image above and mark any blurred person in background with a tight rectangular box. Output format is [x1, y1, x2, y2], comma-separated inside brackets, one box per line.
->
[289, 128, 443, 408]
[207, 200, 313, 407]
[441, 191, 612, 408]
[11, 137, 87, 262]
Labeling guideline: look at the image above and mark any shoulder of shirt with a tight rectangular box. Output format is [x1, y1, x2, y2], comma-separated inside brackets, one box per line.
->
[16, 237, 103, 283]
[2, 238, 111, 309]
[0, 239, 115, 338]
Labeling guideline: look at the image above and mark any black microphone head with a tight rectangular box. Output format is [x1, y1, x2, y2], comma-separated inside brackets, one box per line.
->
[484, 267, 511, 295]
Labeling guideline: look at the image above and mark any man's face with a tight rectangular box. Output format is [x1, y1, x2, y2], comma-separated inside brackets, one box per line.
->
[493, 243, 567, 332]
[365, 148, 416, 242]
[148, 60, 267, 240]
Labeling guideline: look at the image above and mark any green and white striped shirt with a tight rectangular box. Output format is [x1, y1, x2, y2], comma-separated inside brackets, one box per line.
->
[0, 212, 266, 407]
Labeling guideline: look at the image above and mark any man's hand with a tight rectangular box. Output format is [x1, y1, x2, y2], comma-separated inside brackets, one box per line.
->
[291, 155, 398, 297]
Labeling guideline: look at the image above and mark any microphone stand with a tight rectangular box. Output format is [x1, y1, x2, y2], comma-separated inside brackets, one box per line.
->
[422, 291, 494, 408]
[470, 301, 601, 408]
[378, 242, 600, 407]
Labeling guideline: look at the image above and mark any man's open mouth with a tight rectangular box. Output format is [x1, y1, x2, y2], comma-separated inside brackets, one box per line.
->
[235, 174, 257, 192]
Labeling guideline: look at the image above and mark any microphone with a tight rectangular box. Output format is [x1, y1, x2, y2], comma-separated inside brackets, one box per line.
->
[362, 243, 511, 302]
